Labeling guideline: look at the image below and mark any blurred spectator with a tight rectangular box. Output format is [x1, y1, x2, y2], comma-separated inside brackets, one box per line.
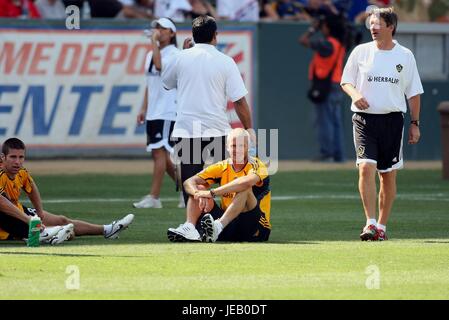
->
[217, 0, 260, 21]
[394, 0, 431, 22]
[154, 0, 192, 21]
[259, 0, 280, 21]
[428, 0, 449, 22]
[118, 0, 153, 18]
[185, 0, 216, 20]
[0, 0, 41, 18]
[273, 0, 309, 20]
[130, 0, 155, 19]
[299, 14, 347, 162]
[35, 0, 66, 19]
[87, 0, 122, 18]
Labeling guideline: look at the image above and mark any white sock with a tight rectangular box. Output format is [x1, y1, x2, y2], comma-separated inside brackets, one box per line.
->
[185, 222, 195, 229]
[103, 224, 112, 235]
[377, 223, 386, 232]
[216, 220, 224, 234]
[367, 219, 377, 227]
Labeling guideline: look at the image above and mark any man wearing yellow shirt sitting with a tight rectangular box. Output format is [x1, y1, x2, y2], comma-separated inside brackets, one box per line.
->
[167, 128, 271, 242]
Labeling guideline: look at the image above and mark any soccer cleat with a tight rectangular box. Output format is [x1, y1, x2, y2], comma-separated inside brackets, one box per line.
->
[39, 226, 63, 243]
[105, 214, 135, 239]
[48, 223, 74, 245]
[167, 223, 200, 242]
[360, 224, 378, 241]
[376, 229, 388, 241]
[200, 214, 220, 243]
[133, 195, 162, 209]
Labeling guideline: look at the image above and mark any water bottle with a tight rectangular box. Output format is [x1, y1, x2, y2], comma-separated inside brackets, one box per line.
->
[27, 216, 41, 247]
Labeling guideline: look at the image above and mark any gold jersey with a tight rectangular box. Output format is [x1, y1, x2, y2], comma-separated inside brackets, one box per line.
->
[197, 157, 271, 229]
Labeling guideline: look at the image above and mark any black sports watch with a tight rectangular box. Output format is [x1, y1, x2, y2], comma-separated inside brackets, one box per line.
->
[410, 120, 420, 127]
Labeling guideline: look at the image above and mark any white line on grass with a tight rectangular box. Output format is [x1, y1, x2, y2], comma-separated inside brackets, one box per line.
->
[29, 193, 449, 204]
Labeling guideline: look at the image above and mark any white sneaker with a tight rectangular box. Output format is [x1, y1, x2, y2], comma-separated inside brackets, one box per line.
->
[167, 222, 200, 242]
[200, 214, 221, 243]
[133, 195, 162, 208]
[40, 226, 62, 243]
[105, 214, 134, 239]
[48, 223, 74, 245]
[177, 193, 186, 208]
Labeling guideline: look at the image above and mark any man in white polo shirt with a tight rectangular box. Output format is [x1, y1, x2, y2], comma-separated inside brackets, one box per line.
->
[162, 15, 253, 205]
[341, 7, 423, 241]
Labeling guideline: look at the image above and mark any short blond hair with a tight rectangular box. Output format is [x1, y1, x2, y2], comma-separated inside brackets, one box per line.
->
[226, 128, 250, 146]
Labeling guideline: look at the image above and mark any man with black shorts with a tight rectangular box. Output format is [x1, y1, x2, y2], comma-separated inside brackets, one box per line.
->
[167, 128, 271, 242]
[0, 138, 134, 244]
[341, 7, 423, 241]
[162, 15, 253, 206]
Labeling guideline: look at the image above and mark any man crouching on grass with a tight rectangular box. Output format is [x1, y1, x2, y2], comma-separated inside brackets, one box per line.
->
[167, 128, 271, 242]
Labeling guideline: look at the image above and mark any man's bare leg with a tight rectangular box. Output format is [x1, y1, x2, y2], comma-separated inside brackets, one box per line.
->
[378, 170, 397, 227]
[41, 211, 103, 236]
[358, 162, 378, 224]
[219, 188, 257, 227]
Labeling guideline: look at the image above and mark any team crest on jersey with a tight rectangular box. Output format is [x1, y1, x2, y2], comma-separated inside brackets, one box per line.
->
[396, 64, 403, 73]
[357, 146, 365, 157]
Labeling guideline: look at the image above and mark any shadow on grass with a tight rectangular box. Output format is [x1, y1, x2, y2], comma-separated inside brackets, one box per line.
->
[0, 251, 145, 258]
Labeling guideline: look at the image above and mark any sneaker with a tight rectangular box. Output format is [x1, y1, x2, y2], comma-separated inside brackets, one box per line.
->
[167, 223, 200, 242]
[40, 226, 62, 243]
[177, 193, 186, 208]
[48, 224, 74, 245]
[133, 195, 162, 209]
[200, 214, 221, 243]
[376, 229, 388, 241]
[360, 224, 378, 241]
[105, 214, 135, 239]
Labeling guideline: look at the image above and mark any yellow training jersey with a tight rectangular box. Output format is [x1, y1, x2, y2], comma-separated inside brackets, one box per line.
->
[197, 157, 271, 229]
[0, 168, 34, 240]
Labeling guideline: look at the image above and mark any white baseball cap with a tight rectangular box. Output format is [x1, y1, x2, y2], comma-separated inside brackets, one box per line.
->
[151, 18, 177, 33]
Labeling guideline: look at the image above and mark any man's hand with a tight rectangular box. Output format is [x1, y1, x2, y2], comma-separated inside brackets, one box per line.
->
[137, 111, 145, 125]
[352, 92, 370, 110]
[194, 190, 214, 213]
[151, 29, 161, 44]
[183, 37, 194, 49]
[194, 190, 213, 199]
[408, 125, 420, 144]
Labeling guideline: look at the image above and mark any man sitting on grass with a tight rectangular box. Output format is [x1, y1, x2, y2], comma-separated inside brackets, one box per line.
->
[167, 128, 271, 242]
[0, 137, 134, 244]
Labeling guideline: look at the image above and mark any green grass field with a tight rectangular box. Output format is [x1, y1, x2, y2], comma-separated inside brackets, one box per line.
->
[1, 169, 449, 299]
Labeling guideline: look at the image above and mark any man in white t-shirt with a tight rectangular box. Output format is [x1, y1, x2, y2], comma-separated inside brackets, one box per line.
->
[216, 0, 260, 21]
[341, 7, 423, 241]
[162, 15, 253, 206]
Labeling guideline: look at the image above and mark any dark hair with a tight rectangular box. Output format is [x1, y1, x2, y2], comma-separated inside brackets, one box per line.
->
[2, 138, 25, 156]
[192, 15, 217, 44]
[369, 7, 398, 36]
[320, 14, 346, 44]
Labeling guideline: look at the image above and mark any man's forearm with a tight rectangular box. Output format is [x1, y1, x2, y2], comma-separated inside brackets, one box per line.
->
[27, 183, 44, 216]
[341, 83, 360, 100]
[0, 197, 30, 223]
[233, 97, 253, 130]
[408, 95, 421, 121]
[213, 174, 259, 196]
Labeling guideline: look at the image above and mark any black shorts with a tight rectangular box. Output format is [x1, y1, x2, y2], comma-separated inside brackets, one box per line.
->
[198, 201, 271, 242]
[146, 120, 175, 152]
[0, 206, 36, 240]
[352, 112, 404, 172]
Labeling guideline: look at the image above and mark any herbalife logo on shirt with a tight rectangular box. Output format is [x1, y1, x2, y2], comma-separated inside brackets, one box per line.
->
[367, 75, 399, 84]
